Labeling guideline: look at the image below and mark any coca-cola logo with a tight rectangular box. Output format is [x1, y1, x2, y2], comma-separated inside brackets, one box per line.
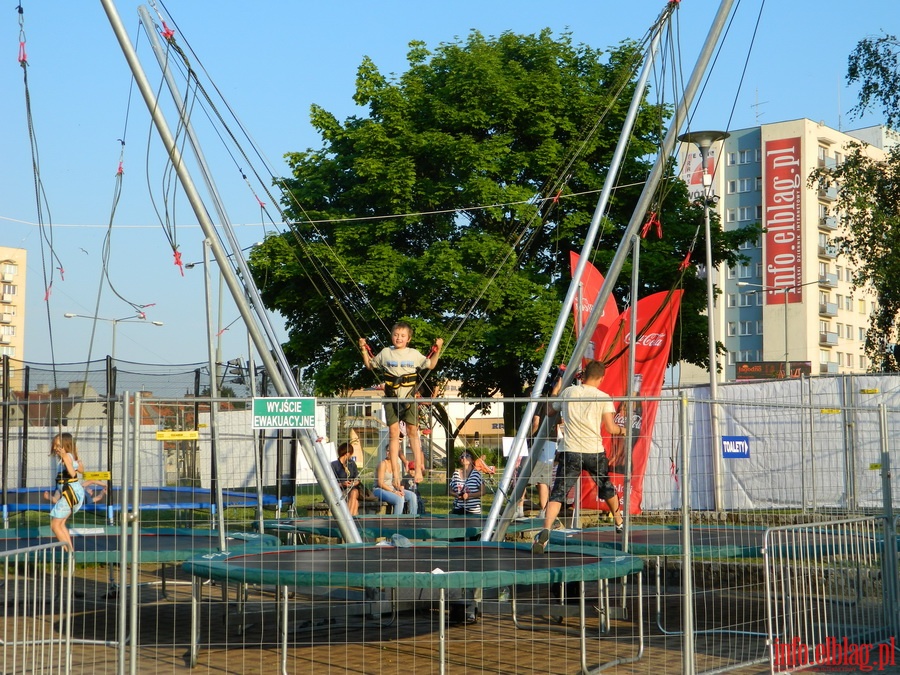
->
[624, 332, 667, 347]
[614, 412, 643, 429]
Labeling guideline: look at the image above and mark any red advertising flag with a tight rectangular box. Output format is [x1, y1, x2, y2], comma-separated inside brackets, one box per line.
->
[576, 289, 683, 514]
[569, 251, 620, 364]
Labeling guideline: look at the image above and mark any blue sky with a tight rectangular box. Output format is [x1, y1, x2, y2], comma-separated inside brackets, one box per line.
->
[1, 0, 895, 367]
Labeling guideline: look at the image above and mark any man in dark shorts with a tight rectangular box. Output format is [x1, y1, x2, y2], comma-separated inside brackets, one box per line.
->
[532, 360, 626, 553]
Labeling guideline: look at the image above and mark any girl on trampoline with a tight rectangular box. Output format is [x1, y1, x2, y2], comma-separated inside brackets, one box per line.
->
[42, 432, 86, 552]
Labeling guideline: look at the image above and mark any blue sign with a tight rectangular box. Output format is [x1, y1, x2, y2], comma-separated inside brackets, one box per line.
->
[722, 435, 750, 459]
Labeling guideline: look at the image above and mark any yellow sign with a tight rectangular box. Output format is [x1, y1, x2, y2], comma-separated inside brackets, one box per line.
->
[155, 430, 200, 441]
[870, 463, 882, 471]
[860, 388, 879, 394]
[819, 408, 841, 415]
[83, 471, 111, 481]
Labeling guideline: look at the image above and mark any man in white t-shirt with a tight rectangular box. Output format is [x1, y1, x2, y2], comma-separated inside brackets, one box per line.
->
[532, 360, 626, 553]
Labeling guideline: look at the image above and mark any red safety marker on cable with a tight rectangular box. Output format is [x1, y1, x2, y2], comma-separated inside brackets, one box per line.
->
[641, 211, 662, 239]
[679, 252, 692, 271]
[173, 249, 184, 276]
[160, 21, 175, 40]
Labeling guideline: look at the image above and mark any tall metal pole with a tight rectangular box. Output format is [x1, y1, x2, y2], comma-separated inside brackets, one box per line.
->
[783, 287, 790, 377]
[104, 0, 360, 543]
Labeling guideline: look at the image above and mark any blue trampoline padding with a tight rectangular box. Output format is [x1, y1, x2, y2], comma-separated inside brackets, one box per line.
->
[260, 514, 545, 542]
[183, 541, 643, 590]
[0, 486, 292, 513]
[0, 526, 279, 564]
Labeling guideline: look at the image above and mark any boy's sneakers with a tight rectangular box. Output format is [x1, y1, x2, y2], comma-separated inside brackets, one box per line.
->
[532, 528, 550, 554]
[615, 521, 624, 534]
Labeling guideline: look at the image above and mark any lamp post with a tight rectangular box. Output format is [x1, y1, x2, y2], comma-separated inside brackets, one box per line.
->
[63, 312, 163, 360]
[737, 280, 820, 378]
[679, 130, 729, 512]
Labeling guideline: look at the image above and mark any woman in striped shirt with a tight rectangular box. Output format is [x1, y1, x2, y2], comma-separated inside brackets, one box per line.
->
[449, 451, 484, 515]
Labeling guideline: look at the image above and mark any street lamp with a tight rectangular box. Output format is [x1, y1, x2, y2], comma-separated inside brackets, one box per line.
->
[64, 312, 164, 360]
[737, 280, 820, 378]
[679, 130, 729, 513]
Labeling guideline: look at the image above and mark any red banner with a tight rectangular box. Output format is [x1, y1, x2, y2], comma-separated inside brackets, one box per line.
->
[763, 136, 803, 303]
[576, 289, 683, 514]
[569, 251, 619, 364]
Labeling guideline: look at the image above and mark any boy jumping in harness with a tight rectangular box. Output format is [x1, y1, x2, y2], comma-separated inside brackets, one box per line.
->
[359, 321, 442, 487]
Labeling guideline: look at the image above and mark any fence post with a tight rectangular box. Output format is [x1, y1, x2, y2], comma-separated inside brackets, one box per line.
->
[680, 394, 695, 675]
[878, 403, 899, 639]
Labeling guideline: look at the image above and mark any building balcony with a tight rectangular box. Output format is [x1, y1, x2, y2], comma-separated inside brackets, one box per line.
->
[0, 273, 13, 283]
[818, 244, 838, 259]
[818, 216, 837, 230]
[818, 273, 838, 288]
[819, 331, 839, 346]
[0, 313, 10, 324]
[818, 185, 838, 201]
[0, 294, 11, 304]
[819, 302, 838, 317]
[820, 361, 839, 374]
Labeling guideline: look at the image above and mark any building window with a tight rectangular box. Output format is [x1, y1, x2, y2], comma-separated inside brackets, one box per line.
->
[727, 293, 736, 308]
[818, 146, 827, 162]
[859, 327, 866, 341]
[0, 326, 14, 336]
[739, 320, 754, 336]
[739, 293, 754, 307]
[726, 208, 737, 223]
[847, 353, 854, 367]
[861, 355, 867, 369]
[1, 264, 16, 276]
[836, 265, 843, 281]
[739, 177, 754, 193]
[1, 284, 16, 296]
[836, 323, 843, 338]
[738, 206, 755, 221]
[820, 350, 829, 364]
[727, 322, 736, 337]
[859, 300, 866, 314]
[727, 152, 737, 166]
[755, 263, 763, 278]
[727, 180, 736, 194]
[755, 176, 763, 191]
[844, 296, 852, 311]
[836, 294, 843, 308]
[727, 352, 736, 366]
[0, 346, 14, 357]
[727, 267, 736, 279]
[755, 205, 763, 220]
[837, 352, 844, 366]
[756, 320, 763, 334]
[738, 264, 752, 279]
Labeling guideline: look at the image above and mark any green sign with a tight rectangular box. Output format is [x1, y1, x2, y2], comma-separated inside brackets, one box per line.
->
[252, 397, 317, 429]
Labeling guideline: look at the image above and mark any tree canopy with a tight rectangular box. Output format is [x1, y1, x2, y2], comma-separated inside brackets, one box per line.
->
[249, 29, 756, 418]
[809, 33, 900, 371]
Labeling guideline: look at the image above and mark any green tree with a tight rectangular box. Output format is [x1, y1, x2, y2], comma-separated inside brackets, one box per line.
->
[249, 29, 756, 431]
[808, 33, 900, 371]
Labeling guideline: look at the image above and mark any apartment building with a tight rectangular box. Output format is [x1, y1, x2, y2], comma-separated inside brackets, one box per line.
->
[0, 246, 25, 391]
[678, 119, 888, 383]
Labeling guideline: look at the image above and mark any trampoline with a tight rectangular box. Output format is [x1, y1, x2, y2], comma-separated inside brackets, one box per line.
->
[549, 524, 768, 558]
[182, 541, 644, 671]
[0, 526, 278, 564]
[1, 486, 291, 517]
[260, 513, 545, 543]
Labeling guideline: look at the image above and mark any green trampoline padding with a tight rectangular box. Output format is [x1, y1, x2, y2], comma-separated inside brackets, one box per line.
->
[548, 525, 768, 558]
[183, 541, 643, 590]
[261, 514, 545, 542]
[549, 524, 876, 559]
